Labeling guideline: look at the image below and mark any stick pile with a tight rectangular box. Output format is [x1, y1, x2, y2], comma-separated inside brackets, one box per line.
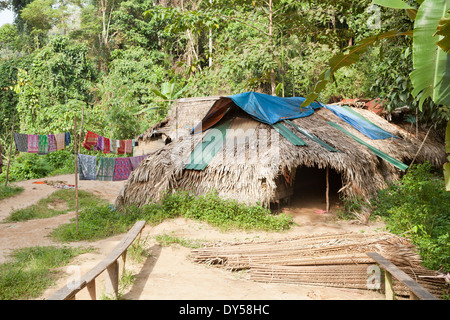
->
[190, 232, 446, 298]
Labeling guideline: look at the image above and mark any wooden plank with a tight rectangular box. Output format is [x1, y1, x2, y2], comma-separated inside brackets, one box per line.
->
[47, 220, 146, 300]
[366, 252, 438, 300]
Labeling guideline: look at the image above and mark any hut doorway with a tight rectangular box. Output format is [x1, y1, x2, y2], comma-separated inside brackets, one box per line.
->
[286, 165, 343, 213]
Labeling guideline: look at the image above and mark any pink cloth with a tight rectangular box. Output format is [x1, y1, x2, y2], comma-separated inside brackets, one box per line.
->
[113, 157, 131, 181]
[28, 134, 39, 153]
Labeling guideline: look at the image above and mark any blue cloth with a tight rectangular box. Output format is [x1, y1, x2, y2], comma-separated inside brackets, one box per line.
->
[325, 104, 396, 140]
[228, 92, 322, 125]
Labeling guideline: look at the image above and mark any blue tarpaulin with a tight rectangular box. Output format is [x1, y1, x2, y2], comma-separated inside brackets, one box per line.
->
[228, 92, 322, 125]
[325, 104, 397, 140]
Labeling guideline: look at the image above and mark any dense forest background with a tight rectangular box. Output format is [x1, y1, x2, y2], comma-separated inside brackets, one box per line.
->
[0, 0, 448, 180]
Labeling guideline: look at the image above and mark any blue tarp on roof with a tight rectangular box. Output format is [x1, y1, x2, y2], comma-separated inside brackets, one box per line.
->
[228, 92, 322, 125]
[325, 104, 397, 140]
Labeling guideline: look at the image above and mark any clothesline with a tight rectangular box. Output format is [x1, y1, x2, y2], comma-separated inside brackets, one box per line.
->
[13, 132, 71, 154]
[78, 153, 148, 181]
[82, 130, 136, 154]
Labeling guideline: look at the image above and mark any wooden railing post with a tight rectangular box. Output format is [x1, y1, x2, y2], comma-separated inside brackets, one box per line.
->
[367, 252, 439, 300]
[47, 221, 146, 300]
[105, 260, 119, 298]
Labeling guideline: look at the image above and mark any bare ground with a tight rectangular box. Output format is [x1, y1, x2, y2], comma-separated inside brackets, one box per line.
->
[0, 174, 386, 300]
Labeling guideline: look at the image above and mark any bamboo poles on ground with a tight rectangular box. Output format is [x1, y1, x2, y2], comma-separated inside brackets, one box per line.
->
[190, 231, 446, 298]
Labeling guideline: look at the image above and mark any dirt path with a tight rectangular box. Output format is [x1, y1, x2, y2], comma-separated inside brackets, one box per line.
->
[0, 175, 386, 300]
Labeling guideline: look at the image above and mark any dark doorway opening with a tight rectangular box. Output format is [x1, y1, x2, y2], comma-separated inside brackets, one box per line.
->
[289, 165, 343, 211]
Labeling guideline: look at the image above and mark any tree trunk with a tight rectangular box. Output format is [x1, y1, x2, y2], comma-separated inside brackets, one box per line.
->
[269, 0, 276, 96]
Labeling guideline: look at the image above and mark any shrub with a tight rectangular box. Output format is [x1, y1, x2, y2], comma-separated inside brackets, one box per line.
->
[371, 163, 450, 271]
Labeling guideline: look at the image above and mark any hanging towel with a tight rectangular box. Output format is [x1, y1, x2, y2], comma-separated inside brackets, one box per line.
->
[14, 133, 29, 152]
[78, 154, 97, 180]
[55, 133, 66, 151]
[124, 140, 133, 154]
[28, 134, 39, 153]
[38, 135, 48, 154]
[65, 132, 71, 146]
[47, 134, 57, 153]
[96, 157, 115, 181]
[117, 140, 126, 154]
[130, 155, 148, 171]
[113, 157, 132, 181]
[82, 131, 98, 150]
[103, 137, 110, 154]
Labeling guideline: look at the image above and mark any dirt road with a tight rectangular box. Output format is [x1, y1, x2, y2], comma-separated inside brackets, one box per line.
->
[0, 174, 385, 300]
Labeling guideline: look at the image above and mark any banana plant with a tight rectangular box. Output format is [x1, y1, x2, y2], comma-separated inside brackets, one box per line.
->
[301, 0, 450, 190]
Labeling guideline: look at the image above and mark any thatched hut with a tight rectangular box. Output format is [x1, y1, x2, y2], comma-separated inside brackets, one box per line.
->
[116, 93, 445, 209]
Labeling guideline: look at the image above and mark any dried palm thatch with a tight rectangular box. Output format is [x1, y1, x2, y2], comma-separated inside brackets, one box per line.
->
[116, 96, 445, 208]
[189, 231, 447, 299]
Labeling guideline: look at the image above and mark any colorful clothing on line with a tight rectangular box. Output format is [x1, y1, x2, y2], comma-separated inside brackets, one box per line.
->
[78, 154, 97, 180]
[65, 132, 71, 146]
[103, 137, 110, 154]
[38, 135, 48, 154]
[14, 133, 28, 152]
[96, 157, 115, 181]
[124, 140, 133, 154]
[55, 133, 66, 150]
[82, 131, 98, 150]
[110, 139, 118, 154]
[28, 134, 39, 153]
[113, 157, 132, 181]
[117, 140, 126, 154]
[47, 134, 57, 153]
[130, 154, 148, 171]
[95, 135, 104, 151]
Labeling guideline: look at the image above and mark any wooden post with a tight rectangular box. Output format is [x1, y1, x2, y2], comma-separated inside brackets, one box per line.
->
[105, 261, 119, 299]
[385, 270, 394, 300]
[4, 113, 15, 187]
[74, 116, 79, 232]
[86, 279, 96, 300]
[325, 166, 330, 212]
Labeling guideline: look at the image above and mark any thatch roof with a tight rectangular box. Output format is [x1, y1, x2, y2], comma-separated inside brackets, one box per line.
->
[117, 96, 446, 208]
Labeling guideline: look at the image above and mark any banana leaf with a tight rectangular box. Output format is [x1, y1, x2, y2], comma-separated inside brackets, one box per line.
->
[410, 0, 450, 110]
[301, 30, 412, 107]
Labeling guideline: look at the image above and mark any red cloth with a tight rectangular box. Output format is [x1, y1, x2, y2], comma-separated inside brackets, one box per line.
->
[103, 138, 110, 154]
[82, 131, 98, 150]
[117, 139, 126, 154]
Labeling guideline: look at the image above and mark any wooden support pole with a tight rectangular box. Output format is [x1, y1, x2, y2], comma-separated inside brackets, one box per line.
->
[385, 270, 394, 300]
[86, 279, 96, 300]
[4, 113, 15, 187]
[74, 116, 79, 232]
[325, 166, 330, 212]
[105, 261, 119, 299]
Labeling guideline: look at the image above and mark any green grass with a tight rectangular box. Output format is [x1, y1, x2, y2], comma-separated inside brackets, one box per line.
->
[0, 246, 93, 300]
[4, 189, 109, 223]
[52, 191, 295, 243]
[0, 184, 24, 200]
[155, 233, 204, 249]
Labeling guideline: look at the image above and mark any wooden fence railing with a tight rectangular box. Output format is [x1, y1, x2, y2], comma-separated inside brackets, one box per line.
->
[47, 220, 146, 300]
[366, 252, 439, 300]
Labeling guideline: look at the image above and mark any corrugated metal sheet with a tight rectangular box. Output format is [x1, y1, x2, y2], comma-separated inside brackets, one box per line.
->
[184, 119, 232, 170]
[272, 122, 307, 146]
[327, 121, 408, 171]
[284, 120, 338, 152]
